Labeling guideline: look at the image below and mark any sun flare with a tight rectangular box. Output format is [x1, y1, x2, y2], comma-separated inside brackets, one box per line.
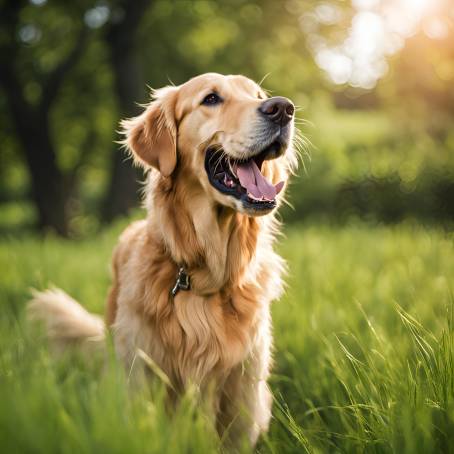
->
[310, 0, 449, 89]
[399, 0, 434, 17]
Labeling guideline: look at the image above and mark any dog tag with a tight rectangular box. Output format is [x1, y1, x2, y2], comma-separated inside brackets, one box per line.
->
[171, 267, 191, 297]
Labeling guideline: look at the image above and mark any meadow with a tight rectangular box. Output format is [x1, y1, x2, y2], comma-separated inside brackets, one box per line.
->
[1, 218, 453, 453]
[2, 1, 454, 452]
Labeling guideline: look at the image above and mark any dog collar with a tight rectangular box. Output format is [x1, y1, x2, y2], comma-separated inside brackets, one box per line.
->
[171, 266, 191, 297]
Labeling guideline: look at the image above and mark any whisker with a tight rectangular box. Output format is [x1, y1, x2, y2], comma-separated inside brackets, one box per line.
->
[258, 72, 272, 87]
[294, 118, 314, 127]
[227, 157, 236, 176]
[213, 149, 226, 174]
[289, 126, 314, 176]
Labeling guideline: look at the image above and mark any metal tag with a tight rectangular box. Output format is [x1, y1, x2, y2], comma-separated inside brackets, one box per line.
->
[171, 267, 191, 297]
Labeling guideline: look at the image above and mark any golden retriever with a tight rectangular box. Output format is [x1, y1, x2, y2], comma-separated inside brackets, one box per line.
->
[29, 73, 296, 447]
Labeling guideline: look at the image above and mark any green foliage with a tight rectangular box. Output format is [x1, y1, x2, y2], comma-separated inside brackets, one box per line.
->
[1, 0, 453, 231]
[283, 97, 454, 224]
[1, 220, 454, 452]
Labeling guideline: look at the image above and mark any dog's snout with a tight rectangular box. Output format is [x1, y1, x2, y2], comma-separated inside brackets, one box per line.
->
[259, 97, 294, 126]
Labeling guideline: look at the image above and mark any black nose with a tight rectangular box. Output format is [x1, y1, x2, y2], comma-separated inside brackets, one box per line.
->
[259, 96, 294, 126]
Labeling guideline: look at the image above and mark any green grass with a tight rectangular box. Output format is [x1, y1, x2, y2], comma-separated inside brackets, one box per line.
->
[1, 220, 453, 453]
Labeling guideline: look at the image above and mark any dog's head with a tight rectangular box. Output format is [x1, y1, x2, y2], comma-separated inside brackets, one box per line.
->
[122, 73, 296, 216]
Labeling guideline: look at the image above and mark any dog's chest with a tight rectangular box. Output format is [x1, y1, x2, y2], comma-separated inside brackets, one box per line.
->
[114, 234, 276, 386]
[114, 282, 265, 386]
[163, 286, 261, 380]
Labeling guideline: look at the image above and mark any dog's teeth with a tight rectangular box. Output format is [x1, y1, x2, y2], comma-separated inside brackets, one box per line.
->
[247, 192, 261, 201]
[224, 175, 235, 188]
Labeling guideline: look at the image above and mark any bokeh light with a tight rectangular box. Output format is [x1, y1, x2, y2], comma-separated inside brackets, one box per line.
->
[305, 0, 452, 89]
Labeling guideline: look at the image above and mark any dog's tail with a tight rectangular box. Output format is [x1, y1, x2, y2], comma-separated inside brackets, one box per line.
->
[27, 288, 105, 350]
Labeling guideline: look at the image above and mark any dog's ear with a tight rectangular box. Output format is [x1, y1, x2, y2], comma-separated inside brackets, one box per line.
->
[121, 86, 178, 177]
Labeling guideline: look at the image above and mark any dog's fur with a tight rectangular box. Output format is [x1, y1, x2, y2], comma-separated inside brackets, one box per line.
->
[28, 73, 296, 447]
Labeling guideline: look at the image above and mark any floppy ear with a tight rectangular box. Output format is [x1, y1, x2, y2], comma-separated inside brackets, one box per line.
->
[121, 86, 178, 177]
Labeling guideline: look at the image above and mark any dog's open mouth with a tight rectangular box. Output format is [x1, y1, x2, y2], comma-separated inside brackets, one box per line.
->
[204, 142, 285, 210]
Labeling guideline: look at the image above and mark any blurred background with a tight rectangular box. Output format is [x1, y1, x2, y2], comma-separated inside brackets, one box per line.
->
[1, 0, 453, 237]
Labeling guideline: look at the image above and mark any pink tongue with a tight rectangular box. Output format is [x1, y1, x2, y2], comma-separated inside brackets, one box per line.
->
[236, 160, 283, 201]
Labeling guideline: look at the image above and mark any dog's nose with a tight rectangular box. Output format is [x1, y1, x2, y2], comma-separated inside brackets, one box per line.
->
[259, 96, 294, 126]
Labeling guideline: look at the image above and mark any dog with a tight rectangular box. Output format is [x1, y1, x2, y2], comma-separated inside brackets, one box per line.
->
[28, 73, 297, 447]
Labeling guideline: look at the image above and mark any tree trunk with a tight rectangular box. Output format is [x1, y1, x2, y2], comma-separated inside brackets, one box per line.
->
[20, 119, 69, 236]
[101, 0, 152, 223]
[0, 69, 69, 235]
[0, 0, 87, 236]
[101, 48, 145, 223]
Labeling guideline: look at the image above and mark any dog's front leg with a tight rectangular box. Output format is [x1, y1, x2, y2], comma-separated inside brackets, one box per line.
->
[216, 358, 272, 448]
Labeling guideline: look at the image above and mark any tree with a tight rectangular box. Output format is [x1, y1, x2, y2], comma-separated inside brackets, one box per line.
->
[0, 0, 155, 233]
[101, 0, 152, 223]
[0, 0, 89, 235]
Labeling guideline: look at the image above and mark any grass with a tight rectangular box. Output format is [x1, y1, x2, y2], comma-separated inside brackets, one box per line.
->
[0, 219, 453, 453]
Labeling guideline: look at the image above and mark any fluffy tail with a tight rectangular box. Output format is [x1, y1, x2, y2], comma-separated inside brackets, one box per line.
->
[27, 288, 105, 350]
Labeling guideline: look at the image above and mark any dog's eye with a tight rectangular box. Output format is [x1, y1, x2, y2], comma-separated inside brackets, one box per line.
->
[202, 93, 222, 106]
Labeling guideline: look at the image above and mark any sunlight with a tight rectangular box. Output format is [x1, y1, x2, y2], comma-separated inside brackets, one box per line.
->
[309, 0, 448, 89]
[399, 0, 434, 18]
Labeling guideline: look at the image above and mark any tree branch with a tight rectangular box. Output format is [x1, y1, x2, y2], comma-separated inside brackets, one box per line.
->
[0, 0, 34, 135]
[64, 128, 97, 195]
[0, 0, 26, 94]
[105, 0, 152, 51]
[39, 26, 89, 114]
[0, 64, 34, 131]
[0, 0, 25, 31]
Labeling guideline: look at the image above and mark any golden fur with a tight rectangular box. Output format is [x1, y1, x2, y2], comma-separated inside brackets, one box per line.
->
[29, 73, 296, 447]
